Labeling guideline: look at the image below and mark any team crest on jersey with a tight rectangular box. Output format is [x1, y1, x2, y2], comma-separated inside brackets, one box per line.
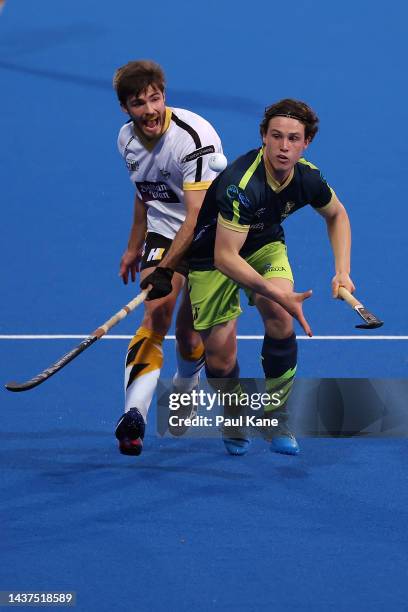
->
[282, 201, 296, 220]
[160, 168, 171, 178]
[227, 185, 251, 208]
[125, 155, 140, 172]
[226, 185, 239, 200]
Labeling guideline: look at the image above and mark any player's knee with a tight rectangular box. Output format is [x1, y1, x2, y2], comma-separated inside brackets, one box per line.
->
[264, 311, 293, 339]
[175, 325, 200, 355]
[142, 303, 174, 335]
[205, 351, 236, 377]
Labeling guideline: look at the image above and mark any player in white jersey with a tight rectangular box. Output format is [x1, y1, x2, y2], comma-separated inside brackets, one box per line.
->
[113, 60, 223, 456]
[117, 107, 220, 240]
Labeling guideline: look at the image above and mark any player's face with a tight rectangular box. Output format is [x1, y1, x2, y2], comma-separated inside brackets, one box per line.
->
[123, 85, 166, 140]
[263, 117, 309, 179]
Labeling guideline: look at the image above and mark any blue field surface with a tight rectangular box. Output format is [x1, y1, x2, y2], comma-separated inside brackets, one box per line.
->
[1, 0, 408, 610]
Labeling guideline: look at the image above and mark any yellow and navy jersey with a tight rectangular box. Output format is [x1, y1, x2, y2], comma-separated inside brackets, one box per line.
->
[189, 147, 334, 270]
[117, 107, 223, 240]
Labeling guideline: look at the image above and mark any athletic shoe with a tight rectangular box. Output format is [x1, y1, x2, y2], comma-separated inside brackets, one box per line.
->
[260, 410, 300, 455]
[167, 385, 198, 437]
[115, 407, 145, 456]
[168, 385, 198, 436]
[269, 433, 300, 455]
[220, 400, 250, 456]
[221, 412, 251, 456]
[222, 437, 251, 456]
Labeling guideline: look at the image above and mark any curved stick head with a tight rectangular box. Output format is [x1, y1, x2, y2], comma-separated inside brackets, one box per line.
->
[355, 306, 384, 329]
[355, 320, 384, 329]
[5, 382, 20, 392]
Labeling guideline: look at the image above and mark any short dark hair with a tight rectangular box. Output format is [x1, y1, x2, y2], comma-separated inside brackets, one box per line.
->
[113, 60, 166, 106]
[260, 99, 319, 142]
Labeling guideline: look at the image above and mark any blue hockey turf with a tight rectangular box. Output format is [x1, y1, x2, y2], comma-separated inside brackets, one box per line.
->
[1, 1, 407, 610]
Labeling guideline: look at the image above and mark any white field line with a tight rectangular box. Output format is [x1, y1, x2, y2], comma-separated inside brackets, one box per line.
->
[0, 335, 407, 341]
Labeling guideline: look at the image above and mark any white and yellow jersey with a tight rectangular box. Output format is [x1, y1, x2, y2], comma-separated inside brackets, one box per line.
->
[117, 107, 223, 239]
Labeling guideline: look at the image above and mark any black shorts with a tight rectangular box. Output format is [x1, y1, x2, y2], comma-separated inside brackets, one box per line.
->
[140, 232, 189, 277]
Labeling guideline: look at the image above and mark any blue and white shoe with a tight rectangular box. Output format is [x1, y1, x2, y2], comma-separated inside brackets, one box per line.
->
[115, 408, 145, 456]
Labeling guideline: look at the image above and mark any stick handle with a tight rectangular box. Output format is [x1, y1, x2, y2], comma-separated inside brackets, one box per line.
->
[92, 289, 150, 338]
[337, 286, 362, 309]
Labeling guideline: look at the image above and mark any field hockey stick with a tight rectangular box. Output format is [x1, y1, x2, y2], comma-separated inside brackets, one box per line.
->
[5, 288, 150, 393]
[337, 287, 384, 329]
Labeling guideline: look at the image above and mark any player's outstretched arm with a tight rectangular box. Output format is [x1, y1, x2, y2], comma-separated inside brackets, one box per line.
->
[119, 194, 147, 285]
[214, 223, 313, 336]
[317, 195, 355, 297]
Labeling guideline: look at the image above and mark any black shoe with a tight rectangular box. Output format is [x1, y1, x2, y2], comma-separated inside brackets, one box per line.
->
[115, 408, 145, 456]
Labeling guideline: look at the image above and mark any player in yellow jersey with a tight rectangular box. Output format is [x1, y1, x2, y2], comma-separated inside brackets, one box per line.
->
[113, 60, 223, 455]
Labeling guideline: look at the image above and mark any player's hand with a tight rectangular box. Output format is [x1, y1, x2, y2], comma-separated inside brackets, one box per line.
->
[119, 249, 142, 285]
[140, 267, 174, 300]
[277, 290, 313, 337]
[332, 273, 355, 298]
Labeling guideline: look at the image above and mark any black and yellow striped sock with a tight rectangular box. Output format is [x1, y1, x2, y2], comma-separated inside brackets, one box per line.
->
[124, 326, 164, 421]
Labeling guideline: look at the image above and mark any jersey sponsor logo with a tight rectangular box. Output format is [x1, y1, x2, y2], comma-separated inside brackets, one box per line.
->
[146, 247, 165, 262]
[193, 222, 213, 242]
[192, 305, 200, 321]
[255, 207, 266, 217]
[264, 264, 287, 273]
[281, 201, 296, 220]
[238, 192, 251, 208]
[136, 181, 180, 204]
[182, 145, 215, 163]
[250, 222, 264, 231]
